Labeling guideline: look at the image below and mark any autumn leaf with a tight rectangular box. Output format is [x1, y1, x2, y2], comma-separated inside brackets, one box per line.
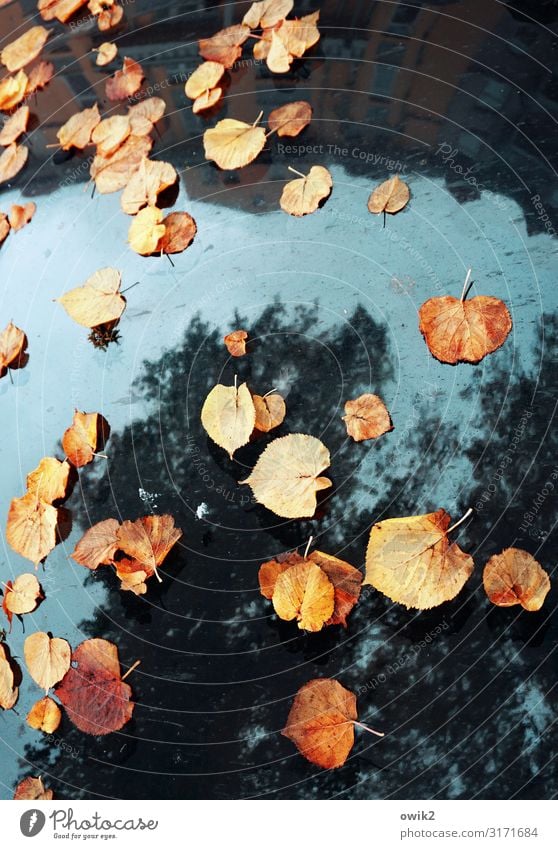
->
[243, 0, 294, 29]
[0, 321, 26, 377]
[283, 678, 366, 769]
[158, 211, 197, 254]
[115, 514, 182, 585]
[120, 157, 177, 215]
[241, 433, 331, 518]
[193, 87, 223, 114]
[204, 116, 267, 170]
[0, 643, 19, 709]
[201, 382, 256, 460]
[483, 548, 550, 611]
[0, 70, 28, 111]
[267, 31, 291, 73]
[27, 696, 62, 733]
[71, 518, 119, 571]
[1, 26, 50, 73]
[91, 133, 153, 194]
[57, 267, 126, 328]
[224, 329, 248, 357]
[2, 573, 43, 625]
[199, 24, 250, 68]
[97, 2, 123, 31]
[25, 60, 55, 94]
[9, 201, 36, 231]
[57, 103, 101, 150]
[185, 61, 225, 100]
[55, 637, 135, 735]
[253, 392, 286, 433]
[280, 165, 332, 216]
[364, 508, 474, 609]
[62, 410, 110, 467]
[368, 174, 410, 215]
[419, 270, 512, 365]
[0, 142, 28, 184]
[128, 204, 165, 255]
[266, 12, 321, 72]
[25, 632, 71, 692]
[13, 775, 53, 800]
[127, 96, 165, 134]
[308, 550, 363, 627]
[342, 393, 392, 442]
[91, 114, 131, 157]
[38, 0, 87, 24]
[258, 552, 300, 598]
[268, 100, 312, 137]
[6, 492, 58, 566]
[273, 560, 334, 631]
[0, 105, 29, 146]
[106, 56, 144, 100]
[26, 457, 70, 503]
[0, 212, 9, 246]
[95, 41, 118, 66]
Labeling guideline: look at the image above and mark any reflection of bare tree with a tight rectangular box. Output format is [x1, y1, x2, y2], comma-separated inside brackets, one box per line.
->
[19, 306, 557, 801]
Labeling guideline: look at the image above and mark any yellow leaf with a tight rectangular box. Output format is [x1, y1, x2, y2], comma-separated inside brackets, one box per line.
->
[201, 382, 256, 460]
[203, 117, 266, 170]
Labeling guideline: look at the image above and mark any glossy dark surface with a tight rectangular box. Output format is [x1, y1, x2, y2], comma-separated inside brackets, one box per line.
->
[0, 0, 557, 800]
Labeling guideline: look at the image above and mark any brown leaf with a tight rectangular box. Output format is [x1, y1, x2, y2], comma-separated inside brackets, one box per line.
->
[419, 289, 512, 365]
[120, 157, 177, 215]
[0, 69, 28, 111]
[62, 410, 110, 467]
[308, 550, 363, 627]
[268, 100, 312, 137]
[342, 393, 392, 442]
[241, 433, 331, 518]
[367, 174, 410, 214]
[243, 0, 294, 29]
[128, 204, 165, 255]
[25, 631, 71, 692]
[0, 643, 19, 710]
[91, 133, 153, 193]
[25, 60, 55, 94]
[72, 518, 120, 570]
[280, 165, 332, 216]
[185, 61, 225, 100]
[483, 548, 551, 611]
[199, 24, 250, 68]
[158, 211, 197, 254]
[95, 41, 118, 66]
[6, 492, 58, 566]
[224, 329, 248, 357]
[283, 678, 357, 769]
[57, 103, 101, 150]
[106, 56, 144, 101]
[91, 114, 131, 157]
[13, 775, 53, 800]
[115, 515, 182, 585]
[204, 117, 266, 170]
[0, 321, 26, 375]
[364, 508, 474, 609]
[253, 392, 286, 432]
[9, 201, 36, 231]
[201, 382, 256, 459]
[26, 457, 70, 503]
[57, 267, 125, 328]
[55, 637, 134, 735]
[38, 0, 87, 24]
[27, 696, 62, 733]
[0, 105, 29, 146]
[0, 142, 28, 184]
[193, 87, 223, 114]
[273, 560, 334, 631]
[2, 573, 43, 625]
[1, 26, 50, 73]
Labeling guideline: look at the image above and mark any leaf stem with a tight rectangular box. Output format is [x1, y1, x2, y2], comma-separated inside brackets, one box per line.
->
[303, 535, 314, 559]
[353, 720, 384, 738]
[460, 268, 472, 302]
[120, 281, 141, 294]
[122, 659, 141, 681]
[253, 110, 264, 127]
[447, 507, 473, 535]
[287, 165, 306, 179]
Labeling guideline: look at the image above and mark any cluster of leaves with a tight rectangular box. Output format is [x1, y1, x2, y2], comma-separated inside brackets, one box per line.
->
[39, 0, 124, 31]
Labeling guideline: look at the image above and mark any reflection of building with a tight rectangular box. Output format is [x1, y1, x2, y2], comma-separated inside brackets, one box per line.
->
[2, 0, 556, 234]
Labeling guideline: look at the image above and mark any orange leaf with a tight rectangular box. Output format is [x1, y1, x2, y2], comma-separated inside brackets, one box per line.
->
[0, 321, 26, 375]
[0, 142, 28, 184]
[158, 211, 197, 254]
[204, 116, 266, 170]
[0, 70, 28, 111]
[91, 114, 131, 157]
[9, 201, 36, 231]
[224, 329, 248, 357]
[72, 518, 120, 570]
[25, 60, 55, 94]
[57, 267, 125, 328]
[272, 560, 334, 631]
[116, 514, 182, 582]
[0, 643, 19, 709]
[27, 696, 62, 733]
[38, 0, 87, 24]
[192, 87, 223, 114]
[127, 96, 165, 134]
[483, 548, 550, 611]
[258, 552, 301, 599]
[13, 775, 53, 800]
[2, 573, 43, 625]
[62, 410, 110, 467]
[243, 0, 294, 29]
[268, 100, 312, 137]
[97, 3, 123, 31]
[367, 174, 410, 214]
[199, 24, 250, 68]
[1, 25, 50, 73]
[128, 204, 165, 255]
[26, 456, 70, 503]
[106, 56, 144, 101]
[280, 165, 332, 216]
[6, 492, 58, 566]
[91, 133, 153, 194]
[283, 678, 357, 769]
[120, 157, 177, 215]
[55, 638, 134, 735]
[185, 61, 225, 100]
[24, 631, 71, 692]
[253, 392, 286, 432]
[57, 103, 101, 150]
[342, 393, 392, 442]
[0, 105, 29, 146]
